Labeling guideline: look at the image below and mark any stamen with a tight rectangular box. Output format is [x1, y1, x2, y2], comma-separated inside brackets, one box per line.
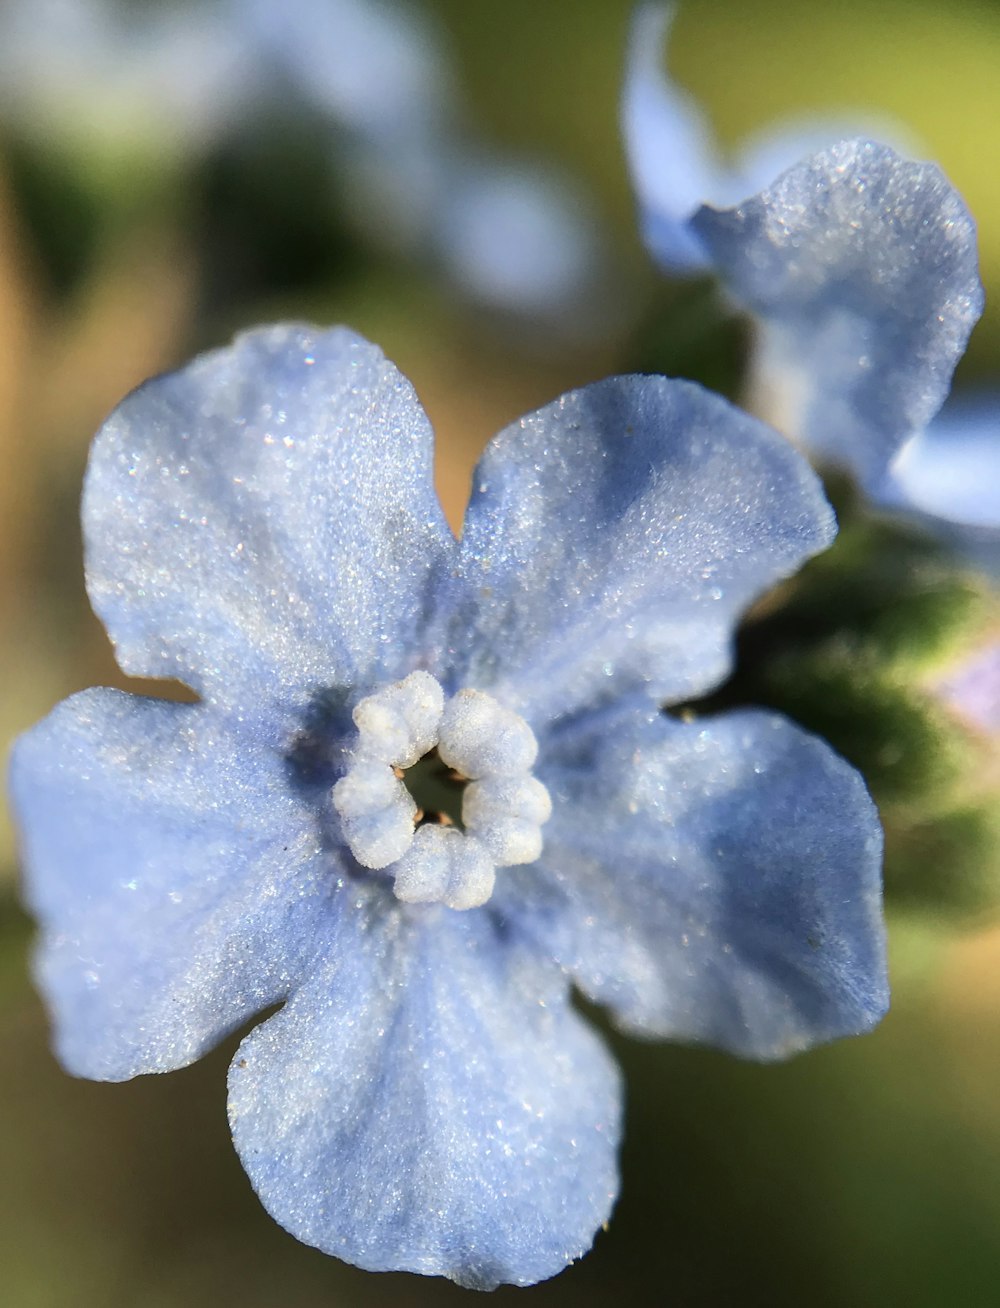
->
[438, 689, 538, 777]
[351, 669, 443, 768]
[393, 827, 496, 911]
[463, 775, 552, 865]
[332, 671, 550, 909]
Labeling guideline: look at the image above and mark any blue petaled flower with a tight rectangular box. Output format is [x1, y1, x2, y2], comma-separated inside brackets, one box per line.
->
[236, 0, 611, 323]
[0, 0, 256, 158]
[624, 3, 991, 550]
[10, 325, 887, 1288]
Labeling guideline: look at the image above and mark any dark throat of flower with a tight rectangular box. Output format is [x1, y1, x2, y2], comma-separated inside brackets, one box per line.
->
[397, 748, 468, 830]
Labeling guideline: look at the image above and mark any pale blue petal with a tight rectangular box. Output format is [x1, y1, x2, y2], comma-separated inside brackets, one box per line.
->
[735, 113, 922, 199]
[885, 395, 1000, 527]
[692, 140, 984, 490]
[621, 2, 727, 271]
[236, 0, 455, 139]
[496, 707, 886, 1059]
[10, 688, 339, 1080]
[450, 375, 834, 723]
[228, 907, 620, 1289]
[872, 394, 1000, 570]
[84, 324, 456, 729]
[436, 157, 604, 316]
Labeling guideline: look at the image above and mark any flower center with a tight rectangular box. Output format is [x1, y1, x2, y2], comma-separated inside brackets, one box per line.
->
[331, 670, 551, 911]
[400, 748, 468, 829]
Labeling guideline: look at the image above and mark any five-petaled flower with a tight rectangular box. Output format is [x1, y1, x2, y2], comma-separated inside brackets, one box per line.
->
[10, 324, 887, 1289]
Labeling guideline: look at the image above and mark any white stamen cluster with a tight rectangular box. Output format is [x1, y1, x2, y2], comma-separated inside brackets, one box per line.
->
[332, 670, 551, 910]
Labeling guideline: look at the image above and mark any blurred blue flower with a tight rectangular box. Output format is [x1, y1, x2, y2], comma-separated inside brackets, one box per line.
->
[932, 636, 1000, 738]
[0, 0, 613, 324]
[236, 0, 613, 324]
[624, 3, 992, 546]
[11, 324, 887, 1287]
[0, 0, 255, 158]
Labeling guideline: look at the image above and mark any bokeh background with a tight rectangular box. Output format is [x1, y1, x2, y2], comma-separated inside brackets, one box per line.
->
[4, 1, 1000, 1304]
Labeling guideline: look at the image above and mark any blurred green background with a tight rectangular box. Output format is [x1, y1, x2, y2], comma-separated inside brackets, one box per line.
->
[4, 1, 1000, 1304]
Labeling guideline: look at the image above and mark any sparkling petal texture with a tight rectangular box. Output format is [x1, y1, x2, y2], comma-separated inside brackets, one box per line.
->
[621, 2, 920, 277]
[11, 322, 890, 1286]
[495, 707, 886, 1059]
[452, 375, 834, 722]
[84, 324, 456, 728]
[9, 688, 334, 1080]
[228, 908, 621, 1289]
[691, 140, 984, 490]
[734, 114, 920, 202]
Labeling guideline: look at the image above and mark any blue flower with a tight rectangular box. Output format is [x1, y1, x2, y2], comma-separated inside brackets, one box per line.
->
[0, 0, 611, 324]
[10, 324, 887, 1288]
[235, 0, 610, 322]
[623, 3, 990, 544]
[0, 0, 256, 157]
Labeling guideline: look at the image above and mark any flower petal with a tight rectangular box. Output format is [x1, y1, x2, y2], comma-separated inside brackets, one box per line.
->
[621, 2, 728, 272]
[437, 156, 605, 317]
[497, 707, 886, 1059]
[228, 907, 621, 1289]
[881, 395, 1000, 570]
[240, 0, 455, 139]
[452, 374, 834, 722]
[691, 139, 984, 490]
[84, 324, 456, 726]
[9, 688, 338, 1079]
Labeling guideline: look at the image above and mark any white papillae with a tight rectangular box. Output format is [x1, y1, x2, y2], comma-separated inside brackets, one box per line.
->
[352, 668, 444, 766]
[332, 671, 550, 909]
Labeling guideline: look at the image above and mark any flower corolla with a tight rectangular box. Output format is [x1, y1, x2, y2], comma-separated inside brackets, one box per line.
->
[623, 3, 993, 552]
[10, 324, 887, 1287]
